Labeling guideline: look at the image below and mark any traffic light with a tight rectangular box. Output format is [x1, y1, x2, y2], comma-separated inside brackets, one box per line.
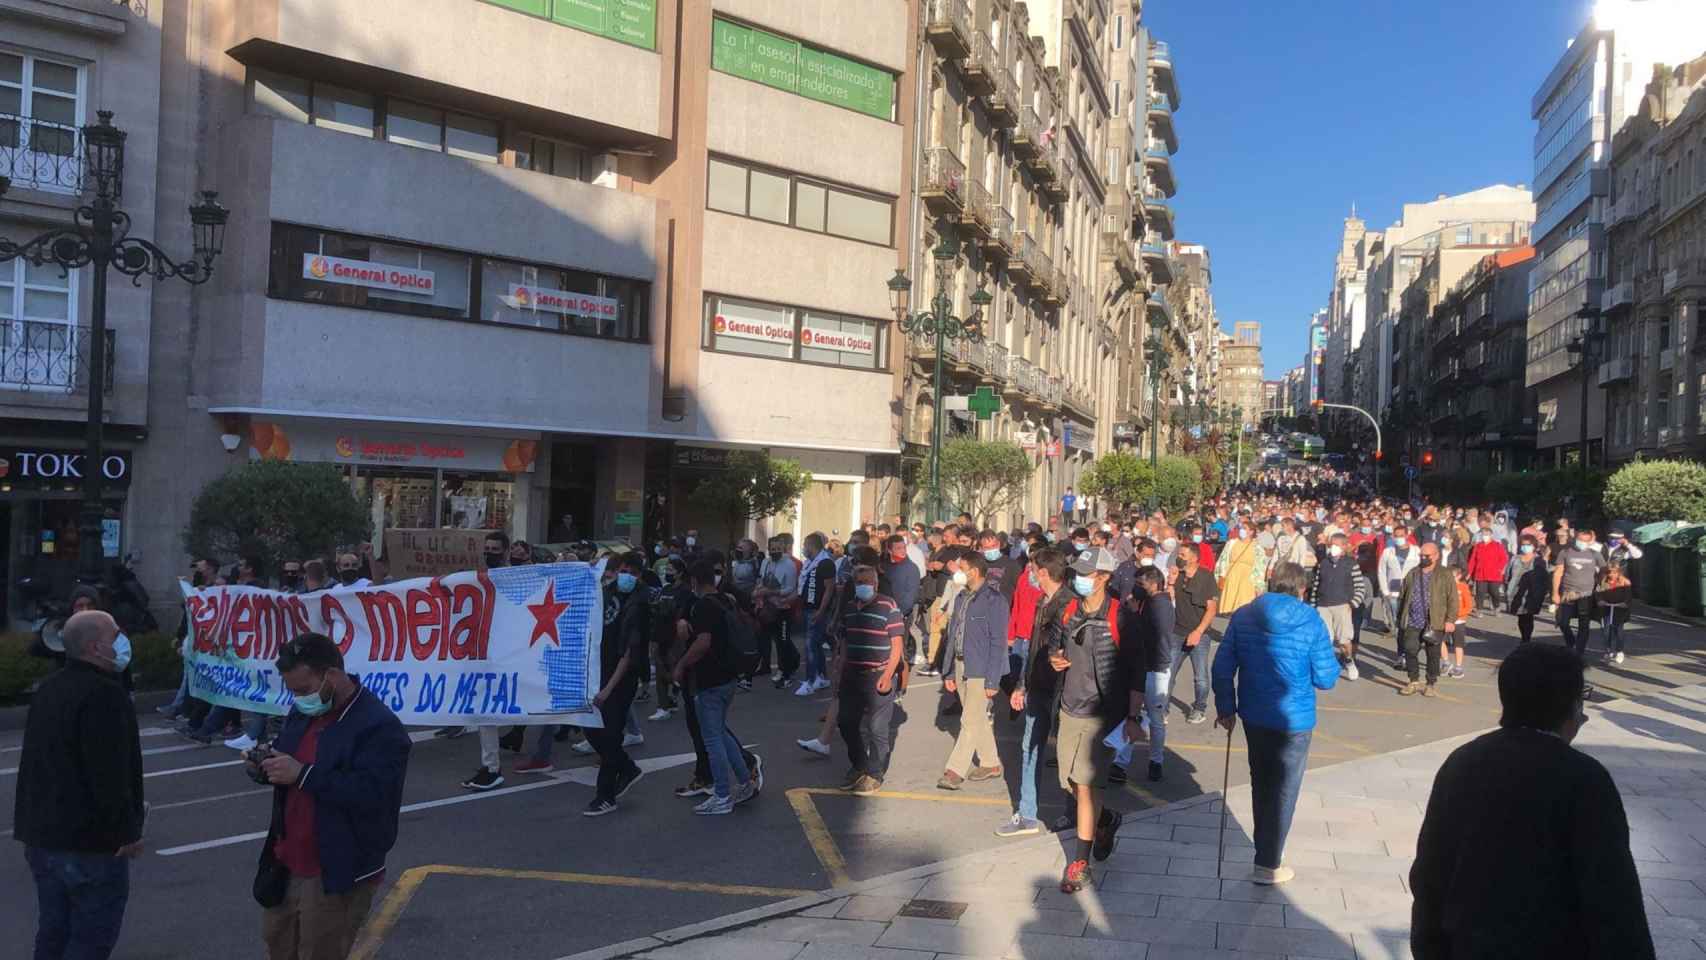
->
[1311, 399, 1324, 413]
[1421, 450, 1435, 468]
[1373, 449, 1384, 461]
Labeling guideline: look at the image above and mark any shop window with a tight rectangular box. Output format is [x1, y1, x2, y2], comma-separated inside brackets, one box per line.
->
[704, 293, 887, 371]
[0, 49, 83, 193]
[705, 155, 893, 246]
[480, 257, 647, 341]
[516, 134, 590, 181]
[441, 473, 513, 530]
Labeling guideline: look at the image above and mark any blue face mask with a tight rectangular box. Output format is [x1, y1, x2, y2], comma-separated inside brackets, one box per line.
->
[1072, 575, 1094, 597]
[110, 633, 132, 672]
[983, 548, 1002, 562]
[616, 572, 638, 593]
[294, 676, 333, 717]
[854, 584, 875, 602]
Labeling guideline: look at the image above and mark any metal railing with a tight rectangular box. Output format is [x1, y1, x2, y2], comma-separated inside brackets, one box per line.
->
[926, 0, 972, 47]
[985, 203, 1014, 248]
[0, 323, 114, 394]
[988, 341, 1010, 381]
[1032, 242, 1054, 286]
[1042, 375, 1064, 406]
[920, 147, 965, 201]
[0, 112, 84, 194]
[961, 177, 992, 227]
[963, 29, 998, 83]
[1151, 40, 1172, 64]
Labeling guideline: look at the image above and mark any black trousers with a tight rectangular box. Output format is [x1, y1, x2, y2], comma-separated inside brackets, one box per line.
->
[838, 667, 898, 779]
[756, 611, 800, 679]
[1557, 597, 1595, 656]
[684, 686, 757, 783]
[585, 684, 640, 802]
[1473, 581, 1502, 609]
[1517, 613, 1536, 643]
[1399, 626, 1440, 685]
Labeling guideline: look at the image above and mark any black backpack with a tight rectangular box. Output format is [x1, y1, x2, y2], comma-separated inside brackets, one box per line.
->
[710, 593, 761, 676]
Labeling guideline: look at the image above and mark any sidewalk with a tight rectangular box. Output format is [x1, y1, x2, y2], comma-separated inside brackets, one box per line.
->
[582, 683, 1706, 960]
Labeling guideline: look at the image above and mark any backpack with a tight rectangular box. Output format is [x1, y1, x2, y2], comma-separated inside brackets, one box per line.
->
[710, 593, 761, 676]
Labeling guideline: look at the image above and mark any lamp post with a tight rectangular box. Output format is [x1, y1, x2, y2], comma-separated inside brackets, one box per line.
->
[1565, 303, 1605, 471]
[1, 111, 229, 583]
[1143, 334, 1169, 509]
[888, 227, 991, 523]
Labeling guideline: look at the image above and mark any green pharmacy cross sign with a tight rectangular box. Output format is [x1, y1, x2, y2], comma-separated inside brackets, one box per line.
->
[966, 386, 1001, 421]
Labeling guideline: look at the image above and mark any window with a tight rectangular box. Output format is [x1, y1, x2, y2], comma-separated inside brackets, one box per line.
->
[516, 135, 589, 181]
[381, 100, 497, 161]
[1114, 15, 1124, 48]
[0, 50, 83, 192]
[312, 83, 375, 137]
[704, 294, 887, 371]
[252, 71, 504, 164]
[269, 223, 649, 341]
[705, 156, 893, 245]
[0, 259, 79, 389]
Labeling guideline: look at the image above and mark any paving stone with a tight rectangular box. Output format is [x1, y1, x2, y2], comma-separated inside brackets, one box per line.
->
[872, 918, 1017, 956]
[1142, 945, 1282, 960]
[1098, 851, 1172, 875]
[744, 917, 887, 946]
[1652, 940, 1706, 960]
[836, 896, 909, 922]
[1083, 914, 1218, 948]
[1098, 870, 1222, 899]
[1350, 931, 1416, 960]
[1034, 887, 1160, 917]
[638, 937, 807, 960]
[1328, 852, 1416, 876]
[1115, 821, 1174, 840]
[1220, 845, 1338, 867]
[802, 898, 848, 918]
[1657, 896, 1706, 920]
[957, 904, 1089, 937]
[794, 946, 945, 960]
[1218, 879, 1349, 908]
[1005, 932, 1148, 960]
[1214, 921, 1358, 958]
[1153, 895, 1286, 927]
[1165, 858, 1223, 878]
[858, 878, 928, 900]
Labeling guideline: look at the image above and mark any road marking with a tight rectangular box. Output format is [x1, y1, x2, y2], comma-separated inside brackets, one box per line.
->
[145, 759, 246, 779]
[156, 751, 699, 857]
[786, 788, 853, 888]
[1317, 705, 1429, 717]
[0, 740, 210, 775]
[792, 786, 1008, 807]
[1311, 729, 1374, 756]
[0, 725, 177, 754]
[348, 864, 812, 960]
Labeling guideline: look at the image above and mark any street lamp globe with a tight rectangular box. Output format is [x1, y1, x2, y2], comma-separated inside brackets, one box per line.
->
[887, 267, 912, 321]
[82, 110, 127, 203]
[190, 190, 230, 268]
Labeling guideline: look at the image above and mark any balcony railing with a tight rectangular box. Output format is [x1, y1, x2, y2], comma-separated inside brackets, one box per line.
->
[919, 147, 965, 213]
[0, 324, 115, 394]
[1151, 40, 1172, 66]
[986, 70, 1018, 127]
[1597, 355, 1634, 386]
[1012, 106, 1042, 158]
[983, 202, 1013, 251]
[1023, 234, 1051, 291]
[1601, 280, 1633, 312]
[1009, 230, 1036, 281]
[0, 112, 84, 194]
[959, 177, 992, 237]
[987, 341, 1010, 382]
[925, 0, 973, 58]
[1043, 375, 1064, 407]
[959, 29, 999, 96]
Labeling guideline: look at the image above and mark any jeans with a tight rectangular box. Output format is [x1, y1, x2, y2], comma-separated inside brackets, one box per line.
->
[588, 684, 641, 802]
[1167, 634, 1210, 713]
[693, 681, 749, 799]
[1602, 613, 1626, 654]
[193, 706, 266, 742]
[683, 687, 756, 784]
[1557, 597, 1594, 656]
[803, 609, 828, 684]
[1383, 595, 1400, 632]
[1016, 698, 1050, 821]
[838, 668, 897, 779]
[1399, 627, 1440, 685]
[1144, 670, 1170, 764]
[25, 846, 130, 960]
[1350, 599, 1367, 649]
[1243, 725, 1313, 870]
[1473, 581, 1502, 610]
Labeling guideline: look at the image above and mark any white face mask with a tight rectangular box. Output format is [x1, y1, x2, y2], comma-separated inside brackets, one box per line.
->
[1393, 537, 1408, 548]
[1139, 557, 1155, 567]
[1162, 538, 1178, 552]
[1328, 545, 1343, 559]
[951, 569, 968, 586]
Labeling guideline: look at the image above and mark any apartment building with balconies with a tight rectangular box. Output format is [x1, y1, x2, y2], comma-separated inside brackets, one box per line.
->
[1, 0, 166, 617]
[1425, 247, 1537, 473]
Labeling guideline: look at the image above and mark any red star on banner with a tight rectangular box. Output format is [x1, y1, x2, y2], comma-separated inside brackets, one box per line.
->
[527, 579, 571, 648]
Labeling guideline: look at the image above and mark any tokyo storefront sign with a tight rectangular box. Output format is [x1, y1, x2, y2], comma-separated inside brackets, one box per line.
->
[0, 447, 132, 488]
[302, 253, 436, 296]
[248, 422, 538, 473]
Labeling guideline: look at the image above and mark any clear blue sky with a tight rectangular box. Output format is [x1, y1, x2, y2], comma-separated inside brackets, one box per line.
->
[1141, 0, 1593, 380]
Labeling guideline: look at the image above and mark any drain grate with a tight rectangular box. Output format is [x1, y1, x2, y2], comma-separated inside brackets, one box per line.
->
[897, 899, 968, 920]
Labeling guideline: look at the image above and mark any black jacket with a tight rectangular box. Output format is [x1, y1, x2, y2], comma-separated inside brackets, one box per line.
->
[1509, 562, 1551, 616]
[14, 660, 144, 854]
[1410, 727, 1654, 960]
[259, 686, 411, 894]
[1017, 587, 1071, 698]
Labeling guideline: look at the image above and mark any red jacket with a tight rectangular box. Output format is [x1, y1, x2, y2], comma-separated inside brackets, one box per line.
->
[1007, 566, 1041, 646]
[1197, 542, 1217, 568]
[1465, 541, 1509, 582]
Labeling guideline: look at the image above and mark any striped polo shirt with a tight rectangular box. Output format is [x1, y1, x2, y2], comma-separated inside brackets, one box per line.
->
[841, 594, 904, 669]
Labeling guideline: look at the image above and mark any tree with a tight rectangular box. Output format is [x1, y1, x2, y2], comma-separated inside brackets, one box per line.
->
[1154, 456, 1203, 514]
[1081, 450, 1153, 512]
[939, 439, 1034, 526]
[1603, 460, 1706, 523]
[183, 461, 371, 575]
[689, 450, 813, 548]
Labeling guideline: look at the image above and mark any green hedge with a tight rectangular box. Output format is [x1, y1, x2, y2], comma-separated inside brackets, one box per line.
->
[1417, 468, 1612, 526]
[1603, 460, 1706, 523]
[0, 631, 182, 705]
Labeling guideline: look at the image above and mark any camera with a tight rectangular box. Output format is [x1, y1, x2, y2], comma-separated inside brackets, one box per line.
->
[245, 742, 275, 785]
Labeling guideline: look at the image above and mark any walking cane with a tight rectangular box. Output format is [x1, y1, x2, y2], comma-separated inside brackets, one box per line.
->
[1216, 723, 1233, 880]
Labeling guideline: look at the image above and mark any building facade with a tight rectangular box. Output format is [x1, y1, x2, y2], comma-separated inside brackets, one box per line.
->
[1424, 247, 1538, 473]
[1216, 320, 1262, 429]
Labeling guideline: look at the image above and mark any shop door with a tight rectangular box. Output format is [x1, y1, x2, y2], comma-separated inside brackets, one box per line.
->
[548, 442, 598, 543]
[800, 480, 853, 544]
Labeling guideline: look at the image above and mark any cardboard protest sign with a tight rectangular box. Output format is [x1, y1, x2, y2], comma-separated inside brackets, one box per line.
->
[383, 528, 490, 579]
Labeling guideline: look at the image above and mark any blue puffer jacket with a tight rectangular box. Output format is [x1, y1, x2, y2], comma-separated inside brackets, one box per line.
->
[1211, 592, 1338, 733]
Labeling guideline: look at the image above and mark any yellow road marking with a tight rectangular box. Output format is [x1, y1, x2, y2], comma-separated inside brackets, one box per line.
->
[787, 788, 853, 888]
[1312, 729, 1374, 756]
[1162, 742, 1351, 761]
[1120, 780, 1166, 808]
[1318, 705, 1429, 717]
[348, 864, 812, 960]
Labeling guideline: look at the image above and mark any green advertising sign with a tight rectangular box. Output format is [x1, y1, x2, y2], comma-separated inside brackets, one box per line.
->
[712, 18, 894, 120]
[615, 511, 643, 526]
[488, 0, 656, 51]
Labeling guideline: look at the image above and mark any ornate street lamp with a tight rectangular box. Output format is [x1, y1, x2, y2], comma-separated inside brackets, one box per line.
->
[888, 227, 991, 522]
[0, 111, 230, 582]
[1144, 333, 1169, 508]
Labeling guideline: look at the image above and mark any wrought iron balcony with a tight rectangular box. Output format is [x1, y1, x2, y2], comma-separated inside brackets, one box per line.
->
[979, 201, 1014, 255]
[0, 324, 115, 394]
[1601, 280, 1633, 312]
[958, 177, 993, 239]
[1012, 106, 1042, 159]
[1008, 230, 1036, 283]
[1026, 236, 1052, 294]
[0, 112, 84, 194]
[986, 70, 1018, 128]
[919, 147, 965, 215]
[926, 0, 973, 59]
[1597, 356, 1634, 386]
[959, 29, 999, 97]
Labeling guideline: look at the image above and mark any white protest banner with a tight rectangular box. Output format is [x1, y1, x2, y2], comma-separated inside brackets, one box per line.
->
[178, 562, 603, 727]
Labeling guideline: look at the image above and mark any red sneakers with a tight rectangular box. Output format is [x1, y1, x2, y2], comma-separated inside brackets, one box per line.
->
[513, 758, 554, 774]
[1060, 858, 1090, 893]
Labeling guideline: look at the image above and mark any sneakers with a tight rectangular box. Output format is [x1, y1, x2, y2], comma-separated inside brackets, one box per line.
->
[850, 774, 882, 796]
[647, 708, 674, 722]
[223, 733, 257, 752]
[1341, 661, 1360, 681]
[460, 768, 503, 791]
[737, 678, 753, 692]
[635, 686, 651, 702]
[1186, 708, 1208, 725]
[571, 739, 596, 756]
[674, 779, 712, 798]
[1060, 858, 1091, 893]
[995, 814, 1043, 838]
[1092, 808, 1123, 861]
[1148, 760, 1164, 783]
[1422, 683, 1440, 698]
[1398, 681, 1421, 696]
[811, 676, 831, 692]
[613, 767, 644, 800]
[732, 780, 758, 806]
[623, 732, 645, 748]
[837, 770, 862, 792]
[967, 764, 1003, 782]
[155, 703, 181, 717]
[1449, 665, 1465, 680]
[694, 794, 734, 815]
[1615, 651, 1626, 664]
[432, 725, 467, 739]
[772, 669, 785, 683]
[794, 681, 815, 697]
[936, 770, 965, 791]
[513, 758, 553, 774]
[749, 753, 765, 793]
[582, 798, 618, 817]
[181, 728, 213, 745]
[1252, 864, 1295, 885]
[797, 737, 831, 756]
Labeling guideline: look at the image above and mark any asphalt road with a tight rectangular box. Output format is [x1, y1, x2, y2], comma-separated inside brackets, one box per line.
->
[2, 603, 1702, 960]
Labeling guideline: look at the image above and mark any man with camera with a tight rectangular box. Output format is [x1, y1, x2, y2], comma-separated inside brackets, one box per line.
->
[247, 632, 410, 960]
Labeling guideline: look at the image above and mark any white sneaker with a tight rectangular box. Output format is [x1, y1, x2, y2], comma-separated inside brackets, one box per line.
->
[622, 732, 645, 747]
[648, 708, 673, 721]
[571, 740, 596, 755]
[913, 653, 926, 666]
[732, 780, 758, 805]
[794, 681, 814, 697]
[1615, 651, 1625, 664]
[694, 795, 734, 815]
[1252, 865, 1295, 885]
[1345, 662, 1359, 681]
[797, 737, 831, 756]
[771, 669, 783, 683]
[811, 676, 831, 692]
[223, 733, 257, 752]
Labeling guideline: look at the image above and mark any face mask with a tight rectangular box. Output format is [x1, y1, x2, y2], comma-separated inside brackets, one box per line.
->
[337, 569, 360, 585]
[294, 675, 333, 717]
[1393, 537, 1408, 547]
[1045, 532, 1057, 543]
[854, 584, 875, 602]
[654, 544, 664, 556]
[282, 573, 301, 586]
[983, 548, 1002, 562]
[1191, 534, 1203, 544]
[110, 633, 132, 672]
[1237, 530, 1250, 540]
[1027, 569, 1040, 588]
[616, 572, 637, 593]
[1360, 526, 1371, 534]
[951, 570, 968, 586]
[1574, 539, 1589, 550]
[1420, 556, 1436, 568]
[685, 537, 697, 548]
[713, 574, 723, 586]
[1101, 524, 1112, 533]
[1072, 541, 1088, 552]
[1328, 545, 1343, 559]
[1139, 557, 1155, 567]
[1072, 575, 1094, 597]
[1162, 538, 1178, 552]
[1520, 544, 1535, 555]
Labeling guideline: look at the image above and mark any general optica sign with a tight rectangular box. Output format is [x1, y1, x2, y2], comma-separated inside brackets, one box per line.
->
[302, 254, 435, 297]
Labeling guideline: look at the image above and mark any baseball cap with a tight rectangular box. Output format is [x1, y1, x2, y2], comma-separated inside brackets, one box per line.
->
[1070, 547, 1118, 575]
